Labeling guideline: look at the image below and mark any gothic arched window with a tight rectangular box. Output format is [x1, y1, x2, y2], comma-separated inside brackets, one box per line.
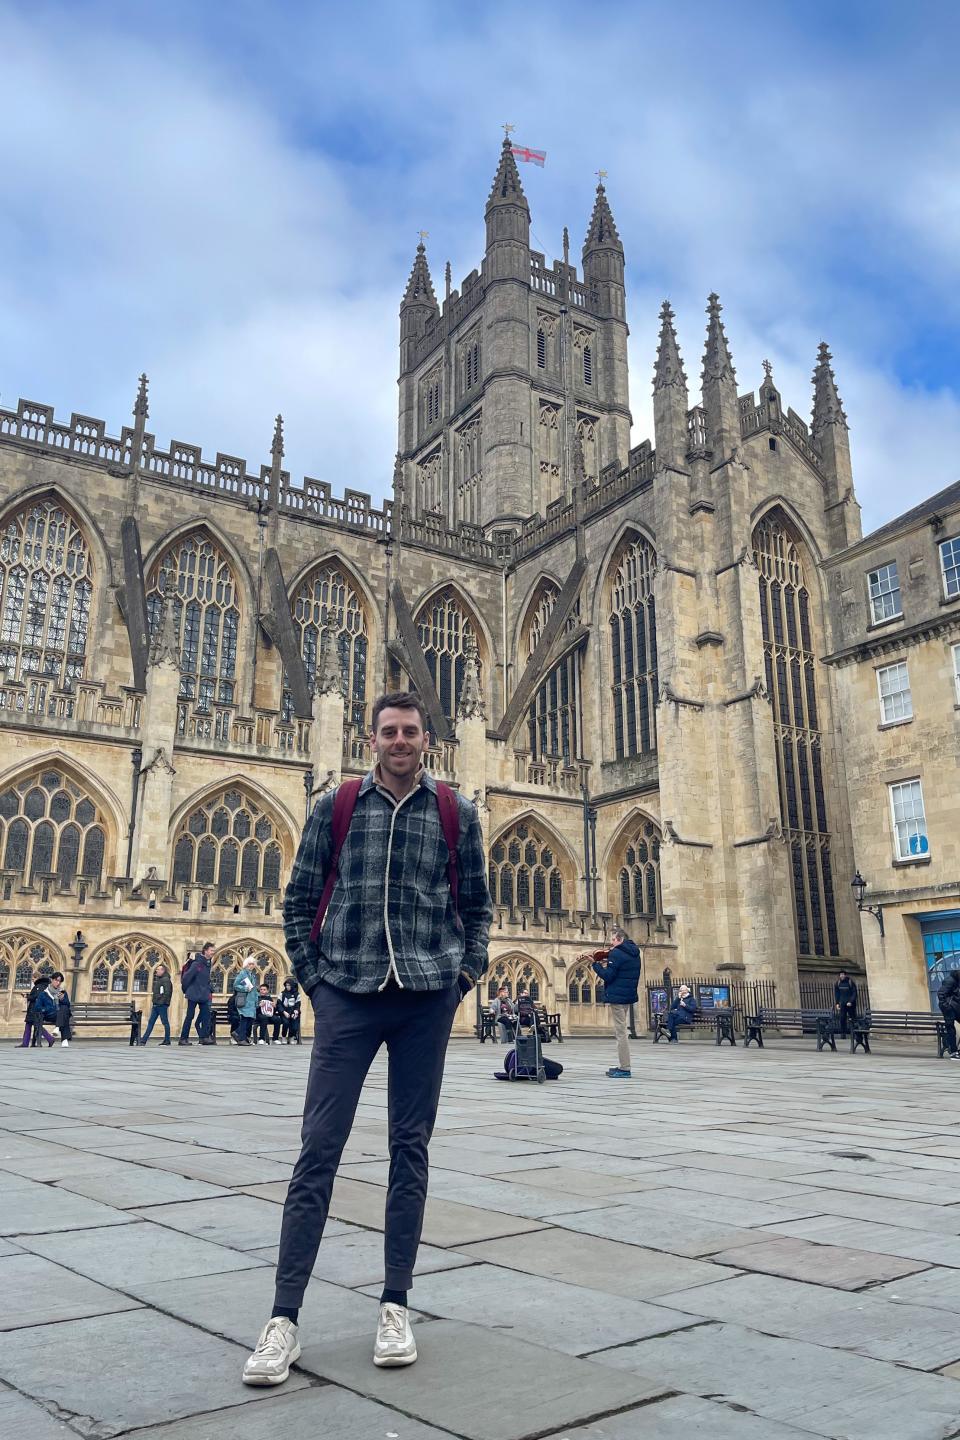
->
[617, 818, 662, 919]
[146, 533, 240, 712]
[522, 583, 583, 762]
[0, 498, 93, 701]
[416, 589, 481, 724]
[489, 821, 565, 914]
[172, 787, 285, 895]
[1, 930, 60, 991]
[484, 956, 546, 1004]
[87, 935, 176, 998]
[0, 767, 107, 886]
[283, 563, 369, 728]
[755, 512, 839, 959]
[608, 535, 658, 759]
[214, 940, 285, 995]
[568, 964, 603, 1011]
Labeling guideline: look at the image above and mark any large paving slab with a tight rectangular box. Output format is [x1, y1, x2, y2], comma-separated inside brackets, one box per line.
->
[132, 1193, 291, 1247]
[54, 1167, 231, 1208]
[0, 1388, 81, 1439]
[709, 1233, 930, 1288]
[540, 1392, 817, 1438]
[252, 1228, 474, 1287]
[129, 1386, 457, 1439]
[0, 1308, 309, 1437]
[0, 1178, 136, 1235]
[299, 1318, 668, 1440]
[0, 1253, 142, 1330]
[18, 1220, 269, 1286]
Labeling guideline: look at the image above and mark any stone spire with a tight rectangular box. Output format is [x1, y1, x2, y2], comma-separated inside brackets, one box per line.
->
[130, 372, 149, 469]
[653, 302, 689, 471]
[267, 413, 284, 507]
[316, 630, 344, 697]
[486, 135, 528, 213]
[133, 372, 149, 420]
[582, 180, 622, 255]
[700, 293, 739, 459]
[811, 342, 847, 436]
[401, 241, 438, 311]
[457, 640, 486, 722]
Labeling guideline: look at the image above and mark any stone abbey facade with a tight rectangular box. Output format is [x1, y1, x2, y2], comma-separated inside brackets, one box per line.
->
[7, 135, 951, 1039]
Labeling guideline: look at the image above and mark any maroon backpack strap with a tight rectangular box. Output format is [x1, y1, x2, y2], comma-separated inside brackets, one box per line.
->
[435, 782, 461, 924]
[308, 779, 362, 942]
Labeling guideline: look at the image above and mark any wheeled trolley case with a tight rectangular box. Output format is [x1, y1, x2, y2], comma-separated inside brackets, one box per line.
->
[510, 1019, 546, 1083]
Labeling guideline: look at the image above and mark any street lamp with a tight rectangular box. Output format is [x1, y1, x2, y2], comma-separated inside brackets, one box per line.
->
[851, 870, 885, 937]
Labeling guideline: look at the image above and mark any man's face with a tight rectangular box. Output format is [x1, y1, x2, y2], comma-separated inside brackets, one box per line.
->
[372, 706, 429, 780]
[202, 946, 214, 959]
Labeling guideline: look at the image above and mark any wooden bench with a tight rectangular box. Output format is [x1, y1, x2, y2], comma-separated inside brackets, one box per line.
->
[479, 1007, 499, 1042]
[534, 1003, 563, 1043]
[749, 1008, 838, 1051]
[850, 1011, 950, 1057]
[71, 1001, 143, 1045]
[653, 1011, 734, 1044]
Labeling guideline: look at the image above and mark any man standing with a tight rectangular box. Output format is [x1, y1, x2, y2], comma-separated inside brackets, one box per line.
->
[938, 969, 960, 1058]
[179, 942, 215, 1046]
[583, 927, 641, 1078]
[243, 692, 491, 1386]
[140, 963, 173, 1045]
[834, 971, 859, 1039]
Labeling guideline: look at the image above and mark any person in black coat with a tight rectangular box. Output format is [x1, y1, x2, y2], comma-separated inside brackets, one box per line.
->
[834, 972, 859, 1039]
[583, 927, 642, 1077]
[665, 986, 698, 1043]
[141, 963, 174, 1045]
[938, 970, 960, 1057]
[179, 942, 215, 1046]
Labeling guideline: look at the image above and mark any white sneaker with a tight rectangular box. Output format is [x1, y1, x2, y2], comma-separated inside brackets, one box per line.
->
[61, 1040, 69, 1048]
[373, 1303, 417, 1367]
[242, 1316, 301, 1386]
[257, 1039, 266, 1045]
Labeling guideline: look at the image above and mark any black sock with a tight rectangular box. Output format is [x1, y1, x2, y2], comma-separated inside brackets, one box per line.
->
[272, 1304, 299, 1325]
[380, 1288, 408, 1307]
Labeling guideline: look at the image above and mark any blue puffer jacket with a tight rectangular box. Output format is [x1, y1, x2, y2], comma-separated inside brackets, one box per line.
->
[592, 938, 641, 1005]
[33, 988, 59, 1022]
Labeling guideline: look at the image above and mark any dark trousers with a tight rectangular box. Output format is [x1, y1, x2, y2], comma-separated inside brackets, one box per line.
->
[142, 1004, 170, 1042]
[941, 1006, 958, 1054]
[274, 979, 460, 1307]
[180, 998, 211, 1041]
[837, 1001, 856, 1037]
[666, 1011, 693, 1040]
[236, 1015, 253, 1043]
[254, 1015, 272, 1041]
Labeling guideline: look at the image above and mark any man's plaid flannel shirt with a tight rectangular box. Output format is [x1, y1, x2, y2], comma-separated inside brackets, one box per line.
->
[283, 770, 492, 996]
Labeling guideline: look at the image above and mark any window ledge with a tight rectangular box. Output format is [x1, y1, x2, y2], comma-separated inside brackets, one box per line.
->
[878, 716, 914, 731]
[893, 855, 932, 869]
[867, 614, 904, 633]
[940, 592, 960, 608]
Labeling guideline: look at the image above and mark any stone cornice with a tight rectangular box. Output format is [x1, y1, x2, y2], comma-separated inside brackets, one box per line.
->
[822, 608, 960, 667]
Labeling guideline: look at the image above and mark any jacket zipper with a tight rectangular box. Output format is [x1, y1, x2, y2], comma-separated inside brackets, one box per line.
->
[378, 785, 419, 992]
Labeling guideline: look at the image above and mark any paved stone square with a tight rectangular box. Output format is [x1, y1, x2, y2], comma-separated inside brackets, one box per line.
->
[1, 1036, 960, 1438]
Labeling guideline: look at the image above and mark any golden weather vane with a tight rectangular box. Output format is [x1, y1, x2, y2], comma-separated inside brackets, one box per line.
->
[502, 122, 515, 139]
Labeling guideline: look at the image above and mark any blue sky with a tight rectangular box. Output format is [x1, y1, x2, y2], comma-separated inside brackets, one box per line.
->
[1, 0, 959, 533]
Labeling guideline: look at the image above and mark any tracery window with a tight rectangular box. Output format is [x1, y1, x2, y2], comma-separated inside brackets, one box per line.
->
[522, 583, 583, 762]
[0, 498, 93, 701]
[617, 818, 662, 919]
[456, 416, 482, 526]
[0, 766, 107, 886]
[484, 957, 545, 1003]
[416, 450, 443, 517]
[755, 511, 839, 958]
[576, 414, 598, 481]
[87, 935, 176, 997]
[608, 535, 658, 759]
[1, 930, 60, 991]
[416, 589, 481, 724]
[282, 563, 368, 728]
[214, 940, 285, 995]
[146, 533, 240, 712]
[488, 820, 564, 913]
[172, 787, 284, 896]
[567, 965, 603, 1008]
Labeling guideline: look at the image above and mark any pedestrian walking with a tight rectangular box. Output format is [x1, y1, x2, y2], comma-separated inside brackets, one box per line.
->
[179, 942, 215, 1046]
[938, 969, 960, 1058]
[583, 926, 641, 1077]
[242, 691, 491, 1385]
[232, 958, 258, 1045]
[19, 974, 57, 1048]
[140, 963, 173, 1045]
[834, 970, 859, 1039]
[55, 976, 72, 1047]
[273, 978, 302, 1044]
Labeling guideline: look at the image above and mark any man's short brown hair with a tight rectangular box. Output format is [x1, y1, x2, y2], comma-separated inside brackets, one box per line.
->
[371, 691, 429, 733]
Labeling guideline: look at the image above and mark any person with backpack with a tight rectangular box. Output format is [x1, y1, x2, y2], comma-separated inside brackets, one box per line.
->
[584, 926, 642, 1077]
[834, 971, 859, 1039]
[179, 942, 215, 1046]
[938, 969, 960, 1058]
[273, 979, 302, 1044]
[140, 963, 173, 1045]
[243, 691, 491, 1386]
[19, 974, 57, 1048]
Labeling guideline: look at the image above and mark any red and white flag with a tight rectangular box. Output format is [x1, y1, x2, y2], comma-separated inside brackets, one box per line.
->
[511, 145, 546, 166]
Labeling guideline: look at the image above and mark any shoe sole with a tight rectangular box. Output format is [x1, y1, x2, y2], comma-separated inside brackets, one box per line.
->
[242, 1341, 301, 1386]
[373, 1350, 418, 1368]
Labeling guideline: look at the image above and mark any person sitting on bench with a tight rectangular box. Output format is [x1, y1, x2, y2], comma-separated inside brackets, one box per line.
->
[492, 985, 516, 1045]
[515, 986, 536, 1029]
[665, 986, 697, 1042]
